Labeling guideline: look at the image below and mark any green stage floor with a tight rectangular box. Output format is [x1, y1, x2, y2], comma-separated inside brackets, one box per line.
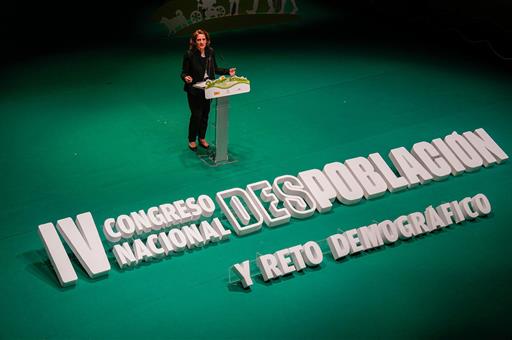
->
[1, 36, 512, 338]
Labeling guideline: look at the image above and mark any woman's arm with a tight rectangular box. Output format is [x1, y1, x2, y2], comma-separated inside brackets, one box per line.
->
[212, 50, 230, 76]
[181, 52, 192, 82]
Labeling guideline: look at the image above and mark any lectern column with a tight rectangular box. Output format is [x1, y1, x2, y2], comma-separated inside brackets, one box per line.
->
[215, 97, 230, 162]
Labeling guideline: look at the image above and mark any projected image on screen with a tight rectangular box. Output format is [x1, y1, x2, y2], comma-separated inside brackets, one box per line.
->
[156, 0, 300, 36]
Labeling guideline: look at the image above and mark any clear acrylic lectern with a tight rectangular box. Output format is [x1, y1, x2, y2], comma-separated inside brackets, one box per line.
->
[194, 76, 250, 166]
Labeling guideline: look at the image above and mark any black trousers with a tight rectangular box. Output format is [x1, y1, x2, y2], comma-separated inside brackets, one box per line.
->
[187, 92, 211, 142]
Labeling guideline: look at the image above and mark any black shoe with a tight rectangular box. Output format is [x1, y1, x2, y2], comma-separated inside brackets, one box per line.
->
[188, 142, 197, 151]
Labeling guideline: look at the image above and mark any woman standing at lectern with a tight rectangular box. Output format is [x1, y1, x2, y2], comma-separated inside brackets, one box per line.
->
[181, 29, 236, 151]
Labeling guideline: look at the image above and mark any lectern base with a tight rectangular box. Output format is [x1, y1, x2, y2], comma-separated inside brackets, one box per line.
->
[195, 96, 236, 167]
[197, 146, 238, 167]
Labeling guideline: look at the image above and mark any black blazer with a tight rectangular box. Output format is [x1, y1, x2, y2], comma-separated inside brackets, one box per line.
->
[181, 47, 229, 95]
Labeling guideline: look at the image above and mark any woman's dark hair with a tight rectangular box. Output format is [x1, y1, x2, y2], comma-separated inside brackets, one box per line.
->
[188, 29, 211, 51]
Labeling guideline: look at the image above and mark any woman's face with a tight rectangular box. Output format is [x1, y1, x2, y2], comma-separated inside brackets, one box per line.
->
[195, 34, 207, 50]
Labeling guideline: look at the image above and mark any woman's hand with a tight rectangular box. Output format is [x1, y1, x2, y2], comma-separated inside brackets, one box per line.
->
[184, 75, 193, 83]
[229, 68, 236, 76]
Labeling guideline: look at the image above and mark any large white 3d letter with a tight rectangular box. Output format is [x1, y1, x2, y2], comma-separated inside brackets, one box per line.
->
[246, 180, 291, 227]
[38, 212, 111, 287]
[298, 169, 337, 212]
[462, 128, 508, 166]
[216, 188, 263, 236]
